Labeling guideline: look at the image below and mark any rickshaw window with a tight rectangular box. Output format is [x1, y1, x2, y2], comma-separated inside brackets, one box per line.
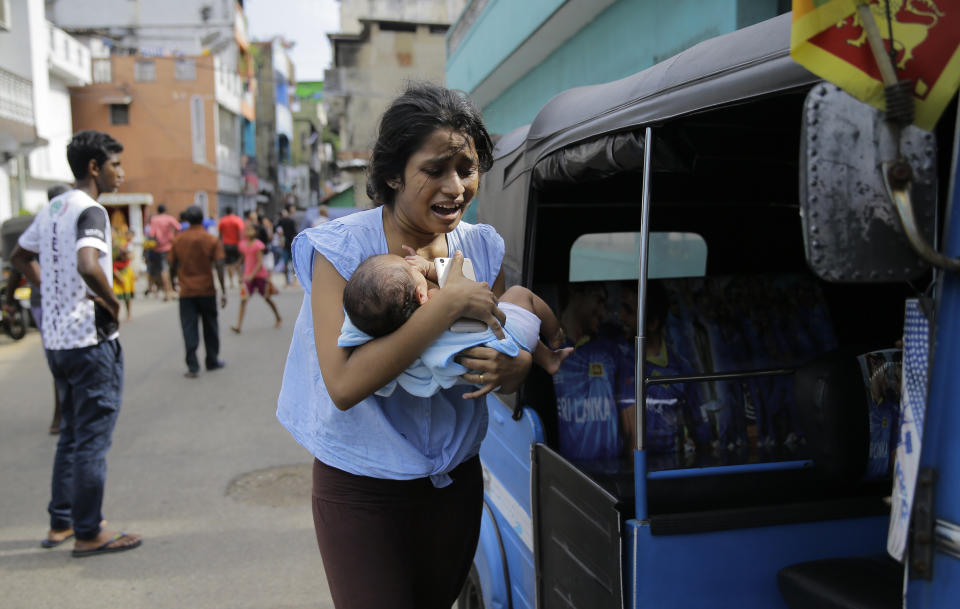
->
[568, 231, 706, 282]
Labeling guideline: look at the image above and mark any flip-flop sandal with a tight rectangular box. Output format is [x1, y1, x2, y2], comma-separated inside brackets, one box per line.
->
[40, 532, 74, 548]
[71, 533, 142, 558]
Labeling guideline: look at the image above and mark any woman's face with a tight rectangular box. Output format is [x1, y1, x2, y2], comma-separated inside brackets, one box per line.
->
[391, 128, 480, 235]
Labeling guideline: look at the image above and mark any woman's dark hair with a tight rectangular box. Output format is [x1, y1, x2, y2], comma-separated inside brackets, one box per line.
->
[343, 255, 421, 337]
[66, 130, 123, 181]
[366, 81, 494, 206]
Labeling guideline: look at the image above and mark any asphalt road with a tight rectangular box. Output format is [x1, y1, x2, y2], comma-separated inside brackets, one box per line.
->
[0, 279, 334, 609]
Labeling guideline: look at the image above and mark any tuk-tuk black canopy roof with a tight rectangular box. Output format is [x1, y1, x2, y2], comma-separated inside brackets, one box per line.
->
[479, 12, 819, 286]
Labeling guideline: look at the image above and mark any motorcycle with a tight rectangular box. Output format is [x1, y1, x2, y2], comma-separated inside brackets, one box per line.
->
[0, 268, 29, 340]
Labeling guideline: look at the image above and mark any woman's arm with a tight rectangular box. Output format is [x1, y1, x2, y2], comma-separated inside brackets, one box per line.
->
[491, 270, 506, 298]
[455, 269, 534, 399]
[312, 251, 506, 410]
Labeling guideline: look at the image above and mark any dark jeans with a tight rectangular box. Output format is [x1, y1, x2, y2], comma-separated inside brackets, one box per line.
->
[45, 339, 123, 540]
[282, 248, 293, 283]
[312, 456, 483, 609]
[145, 249, 167, 276]
[179, 296, 220, 372]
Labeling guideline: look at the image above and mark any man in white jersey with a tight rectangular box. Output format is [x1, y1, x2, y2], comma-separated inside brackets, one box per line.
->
[11, 130, 142, 557]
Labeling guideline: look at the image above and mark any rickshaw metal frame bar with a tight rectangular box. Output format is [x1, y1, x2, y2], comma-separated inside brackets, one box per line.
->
[634, 127, 653, 523]
[636, 126, 653, 453]
[644, 367, 795, 386]
[884, 161, 960, 273]
[646, 459, 813, 480]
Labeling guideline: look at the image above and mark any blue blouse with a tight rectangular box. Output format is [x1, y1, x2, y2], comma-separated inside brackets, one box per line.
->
[276, 206, 505, 487]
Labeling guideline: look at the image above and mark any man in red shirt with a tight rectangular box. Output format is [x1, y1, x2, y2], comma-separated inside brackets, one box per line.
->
[147, 204, 181, 301]
[217, 206, 245, 288]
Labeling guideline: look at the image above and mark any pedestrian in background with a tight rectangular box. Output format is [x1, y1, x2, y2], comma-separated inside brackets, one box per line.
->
[202, 214, 217, 234]
[276, 204, 298, 286]
[10, 129, 142, 557]
[311, 204, 330, 228]
[246, 209, 270, 245]
[111, 209, 135, 321]
[169, 205, 227, 378]
[147, 203, 180, 301]
[217, 206, 245, 288]
[112, 246, 135, 320]
[142, 221, 161, 297]
[246, 210, 277, 295]
[231, 221, 281, 333]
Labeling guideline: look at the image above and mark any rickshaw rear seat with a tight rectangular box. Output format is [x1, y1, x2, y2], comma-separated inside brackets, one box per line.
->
[777, 555, 902, 609]
[643, 350, 890, 532]
[527, 278, 890, 529]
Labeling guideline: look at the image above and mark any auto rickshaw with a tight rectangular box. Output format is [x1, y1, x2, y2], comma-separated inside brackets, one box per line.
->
[460, 12, 959, 609]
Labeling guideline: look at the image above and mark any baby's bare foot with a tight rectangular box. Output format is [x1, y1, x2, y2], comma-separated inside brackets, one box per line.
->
[544, 347, 575, 374]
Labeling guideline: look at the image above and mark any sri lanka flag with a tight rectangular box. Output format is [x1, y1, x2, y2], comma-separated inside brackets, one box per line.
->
[790, 0, 960, 131]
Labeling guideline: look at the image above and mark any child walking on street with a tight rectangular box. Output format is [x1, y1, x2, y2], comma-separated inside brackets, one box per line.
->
[232, 222, 281, 333]
[112, 249, 134, 320]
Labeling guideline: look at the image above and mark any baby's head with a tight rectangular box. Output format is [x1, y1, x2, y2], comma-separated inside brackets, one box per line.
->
[343, 254, 429, 337]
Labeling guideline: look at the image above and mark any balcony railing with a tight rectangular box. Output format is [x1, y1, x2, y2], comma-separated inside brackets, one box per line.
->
[47, 22, 91, 86]
[214, 56, 243, 114]
[0, 67, 34, 127]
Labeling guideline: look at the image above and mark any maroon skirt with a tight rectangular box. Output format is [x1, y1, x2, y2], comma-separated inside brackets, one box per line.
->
[312, 456, 483, 609]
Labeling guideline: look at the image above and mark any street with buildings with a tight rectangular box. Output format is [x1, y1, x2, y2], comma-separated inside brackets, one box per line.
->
[0, 284, 334, 609]
[0, 1, 898, 608]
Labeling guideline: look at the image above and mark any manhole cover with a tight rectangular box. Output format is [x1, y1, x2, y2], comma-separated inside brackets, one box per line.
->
[226, 464, 312, 507]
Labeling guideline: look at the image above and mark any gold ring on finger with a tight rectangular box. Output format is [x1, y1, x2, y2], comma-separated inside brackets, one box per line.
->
[480, 373, 484, 384]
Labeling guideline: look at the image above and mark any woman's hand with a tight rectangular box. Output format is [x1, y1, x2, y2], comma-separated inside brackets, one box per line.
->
[456, 346, 533, 399]
[436, 251, 506, 339]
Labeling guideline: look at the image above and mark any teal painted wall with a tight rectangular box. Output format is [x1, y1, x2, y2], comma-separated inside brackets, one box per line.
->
[737, 0, 783, 28]
[446, 0, 567, 94]
[449, 0, 783, 136]
[481, 0, 739, 135]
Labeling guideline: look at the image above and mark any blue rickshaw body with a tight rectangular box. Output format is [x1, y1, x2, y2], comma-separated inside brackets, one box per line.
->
[464, 12, 960, 609]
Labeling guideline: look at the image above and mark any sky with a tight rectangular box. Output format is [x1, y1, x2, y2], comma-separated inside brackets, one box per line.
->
[244, 0, 341, 81]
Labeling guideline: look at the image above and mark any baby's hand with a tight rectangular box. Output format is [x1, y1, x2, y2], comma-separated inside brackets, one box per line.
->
[402, 245, 438, 282]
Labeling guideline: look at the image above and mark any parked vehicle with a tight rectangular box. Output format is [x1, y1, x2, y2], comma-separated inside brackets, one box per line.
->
[462, 13, 958, 609]
[0, 269, 28, 340]
[1, 215, 35, 341]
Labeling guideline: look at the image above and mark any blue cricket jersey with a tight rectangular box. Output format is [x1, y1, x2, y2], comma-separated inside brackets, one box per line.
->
[554, 336, 635, 461]
[644, 340, 702, 453]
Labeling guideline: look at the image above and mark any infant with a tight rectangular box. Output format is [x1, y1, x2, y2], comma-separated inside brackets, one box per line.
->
[339, 253, 571, 397]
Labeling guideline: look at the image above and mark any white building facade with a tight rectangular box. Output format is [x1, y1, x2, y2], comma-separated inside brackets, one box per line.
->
[0, 0, 90, 222]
